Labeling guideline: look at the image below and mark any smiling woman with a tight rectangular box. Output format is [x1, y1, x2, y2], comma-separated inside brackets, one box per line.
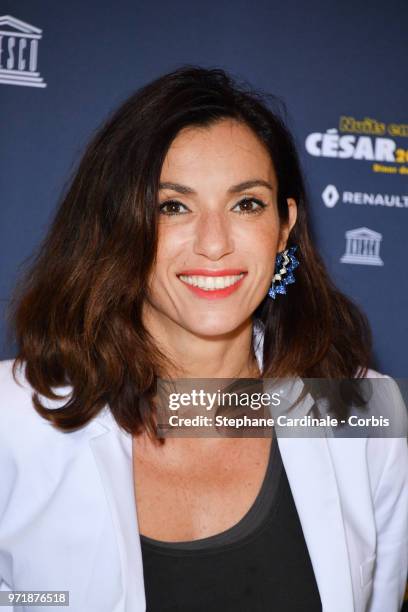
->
[8, 66, 372, 433]
[143, 119, 297, 343]
[1, 66, 407, 612]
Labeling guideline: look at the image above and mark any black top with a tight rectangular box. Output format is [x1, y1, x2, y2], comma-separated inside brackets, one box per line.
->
[140, 433, 322, 611]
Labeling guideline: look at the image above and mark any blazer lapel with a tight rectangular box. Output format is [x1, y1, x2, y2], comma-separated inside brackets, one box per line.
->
[277, 431, 355, 611]
[253, 323, 354, 611]
[89, 412, 146, 612]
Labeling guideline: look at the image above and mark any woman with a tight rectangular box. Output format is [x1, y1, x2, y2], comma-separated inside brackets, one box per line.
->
[0, 66, 407, 612]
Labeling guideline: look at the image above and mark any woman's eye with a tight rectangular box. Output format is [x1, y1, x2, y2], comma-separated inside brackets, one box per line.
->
[159, 197, 266, 216]
[159, 200, 190, 216]
[232, 197, 267, 215]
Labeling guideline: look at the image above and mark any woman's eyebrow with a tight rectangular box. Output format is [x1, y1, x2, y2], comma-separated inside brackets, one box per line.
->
[158, 179, 274, 194]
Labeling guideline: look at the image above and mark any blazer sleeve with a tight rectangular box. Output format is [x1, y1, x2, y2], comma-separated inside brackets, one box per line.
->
[367, 378, 408, 611]
[0, 383, 17, 610]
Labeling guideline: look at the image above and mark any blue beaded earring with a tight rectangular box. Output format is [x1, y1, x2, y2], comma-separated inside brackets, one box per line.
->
[268, 245, 299, 299]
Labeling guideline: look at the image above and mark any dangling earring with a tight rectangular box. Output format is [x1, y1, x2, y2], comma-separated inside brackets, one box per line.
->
[268, 245, 299, 299]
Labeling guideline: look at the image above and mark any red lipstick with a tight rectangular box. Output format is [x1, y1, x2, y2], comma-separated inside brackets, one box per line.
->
[177, 270, 247, 300]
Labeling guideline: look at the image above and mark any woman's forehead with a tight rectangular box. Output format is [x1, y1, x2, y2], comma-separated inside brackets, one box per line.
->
[160, 120, 276, 184]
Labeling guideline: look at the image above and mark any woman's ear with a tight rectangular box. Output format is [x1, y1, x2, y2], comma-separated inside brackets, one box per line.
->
[277, 198, 298, 251]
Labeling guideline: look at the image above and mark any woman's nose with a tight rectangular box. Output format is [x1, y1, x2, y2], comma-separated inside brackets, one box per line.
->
[193, 210, 234, 260]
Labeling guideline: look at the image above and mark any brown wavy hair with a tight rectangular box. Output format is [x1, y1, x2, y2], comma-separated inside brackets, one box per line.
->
[8, 65, 373, 435]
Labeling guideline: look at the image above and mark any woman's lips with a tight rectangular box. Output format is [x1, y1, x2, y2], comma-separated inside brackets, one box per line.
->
[177, 270, 247, 300]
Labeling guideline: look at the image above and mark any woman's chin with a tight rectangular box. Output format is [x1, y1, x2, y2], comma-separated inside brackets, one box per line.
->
[182, 316, 250, 339]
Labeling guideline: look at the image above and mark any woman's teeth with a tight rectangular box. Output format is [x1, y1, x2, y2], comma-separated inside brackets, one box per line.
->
[178, 273, 245, 291]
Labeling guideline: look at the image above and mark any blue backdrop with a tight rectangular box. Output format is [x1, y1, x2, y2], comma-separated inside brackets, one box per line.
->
[1, 0, 407, 381]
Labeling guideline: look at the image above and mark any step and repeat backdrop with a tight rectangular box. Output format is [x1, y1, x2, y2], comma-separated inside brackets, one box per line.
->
[2, 1, 407, 376]
[0, 0, 407, 608]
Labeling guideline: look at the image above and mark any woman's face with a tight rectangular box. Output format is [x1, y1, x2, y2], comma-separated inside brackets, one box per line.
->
[143, 119, 297, 337]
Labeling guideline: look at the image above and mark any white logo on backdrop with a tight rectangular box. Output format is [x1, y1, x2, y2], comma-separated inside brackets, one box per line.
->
[340, 227, 384, 266]
[322, 186, 408, 209]
[305, 128, 396, 162]
[0, 15, 46, 87]
[322, 185, 339, 208]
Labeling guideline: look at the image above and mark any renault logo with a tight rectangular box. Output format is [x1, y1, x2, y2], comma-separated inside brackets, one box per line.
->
[322, 185, 340, 208]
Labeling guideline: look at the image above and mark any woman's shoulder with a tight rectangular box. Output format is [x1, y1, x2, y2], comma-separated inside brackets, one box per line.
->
[0, 359, 108, 512]
[0, 358, 41, 429]
[319, 366, 407, 497]
[363, 367, 407, 422]
[358, 368, 408, 502]
[0, 358, 87, 453]
[0, 359, 61, 505]
[359, 366, 407, 432]
[363, 367, 388, 378]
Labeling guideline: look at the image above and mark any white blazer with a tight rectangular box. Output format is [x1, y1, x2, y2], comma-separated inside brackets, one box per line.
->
[0, 335, 407, 612]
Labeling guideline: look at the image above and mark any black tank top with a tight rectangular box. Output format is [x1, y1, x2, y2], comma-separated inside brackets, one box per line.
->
[140, 432, 322, 611]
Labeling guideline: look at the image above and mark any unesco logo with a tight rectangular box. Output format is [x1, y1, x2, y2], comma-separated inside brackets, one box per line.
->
[340, 228, 384, 266]
[0, 15, 46, 87]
